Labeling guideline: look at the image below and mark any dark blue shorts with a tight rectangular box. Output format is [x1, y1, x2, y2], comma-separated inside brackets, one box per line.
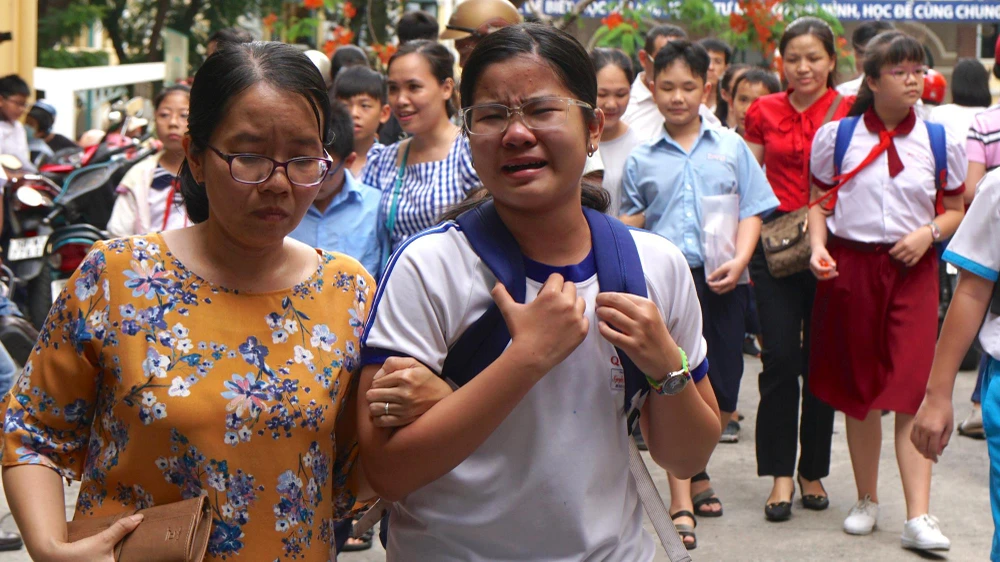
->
[690, 268, 747, 413]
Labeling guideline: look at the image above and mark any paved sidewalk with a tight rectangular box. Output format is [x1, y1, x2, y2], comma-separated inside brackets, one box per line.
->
[0, 357, 991, 560]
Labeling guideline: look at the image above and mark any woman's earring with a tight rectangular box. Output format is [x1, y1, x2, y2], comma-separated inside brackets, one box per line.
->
[587, 144, 596, 157]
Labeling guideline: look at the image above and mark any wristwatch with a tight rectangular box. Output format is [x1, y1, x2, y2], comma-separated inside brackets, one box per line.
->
[646, 347, 690, 396]
[926, 221, 942, 241]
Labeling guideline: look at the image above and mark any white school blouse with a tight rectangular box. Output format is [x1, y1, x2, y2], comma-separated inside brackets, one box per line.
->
[361, 223, 708, 562]
[943, 171, 1000, 359]
[810, 111, 967, 243]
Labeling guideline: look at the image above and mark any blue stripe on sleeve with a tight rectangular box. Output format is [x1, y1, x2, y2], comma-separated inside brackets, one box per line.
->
[691, 358, 709, 383]
[942, 250, 1000, 282]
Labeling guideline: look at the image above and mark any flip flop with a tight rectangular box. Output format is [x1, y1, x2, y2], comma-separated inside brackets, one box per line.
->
[341, 526, 374, 552]
[692, 487, 723, 518]
[670, 510, 697, 550]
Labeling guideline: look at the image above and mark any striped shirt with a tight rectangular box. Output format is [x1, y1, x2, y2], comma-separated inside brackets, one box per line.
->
[361, 134, 480, 252]
[967, 105, 1000, 170]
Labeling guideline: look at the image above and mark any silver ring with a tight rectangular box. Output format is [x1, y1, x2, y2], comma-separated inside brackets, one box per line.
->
[384, 402, 390, 416]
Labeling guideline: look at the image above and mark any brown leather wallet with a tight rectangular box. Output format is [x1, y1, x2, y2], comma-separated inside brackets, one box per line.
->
[66, 495, 212, 562]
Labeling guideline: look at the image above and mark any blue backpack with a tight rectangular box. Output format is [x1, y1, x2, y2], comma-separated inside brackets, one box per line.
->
[443, 199, 650, 434]
[833, 115, 948, 189]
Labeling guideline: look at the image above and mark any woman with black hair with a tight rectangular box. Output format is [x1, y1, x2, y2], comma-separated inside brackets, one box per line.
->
[591, 47, 641, 216]
[0, 41, 442, 561]
[929, 58, 991, 160]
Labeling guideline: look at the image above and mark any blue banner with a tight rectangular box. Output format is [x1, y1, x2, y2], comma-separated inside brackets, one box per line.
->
[525, 0, 1000, 22]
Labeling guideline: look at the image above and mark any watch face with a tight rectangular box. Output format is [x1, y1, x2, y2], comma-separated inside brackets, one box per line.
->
[664, 374, 688, 395]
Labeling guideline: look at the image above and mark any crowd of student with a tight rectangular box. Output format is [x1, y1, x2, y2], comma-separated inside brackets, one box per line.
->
[0, 3, 998, 561]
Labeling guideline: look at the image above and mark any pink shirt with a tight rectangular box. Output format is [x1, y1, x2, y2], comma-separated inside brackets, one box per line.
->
[967, 105, 1000, 169]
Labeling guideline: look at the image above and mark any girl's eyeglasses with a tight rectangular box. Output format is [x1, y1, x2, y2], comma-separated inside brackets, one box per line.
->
[207, 145, 333, 187]
[461, 97, 593, 136]
[886, 66, 928, 81]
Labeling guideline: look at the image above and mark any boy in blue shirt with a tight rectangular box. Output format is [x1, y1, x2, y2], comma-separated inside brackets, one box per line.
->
[621, 40, 777, 538]
[333, 66, 391, 178]
[289, 100, 385, 279]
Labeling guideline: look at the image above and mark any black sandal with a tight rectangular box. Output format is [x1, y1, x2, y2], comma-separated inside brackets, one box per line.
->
[690, 471, 723, 518]
[341, 526, 374, 552]
[797, 475, 830, 511]
[670, 510, 697, 550]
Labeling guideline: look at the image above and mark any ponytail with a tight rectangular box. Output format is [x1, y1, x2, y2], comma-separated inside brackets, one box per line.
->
[848, 80, 874, 117]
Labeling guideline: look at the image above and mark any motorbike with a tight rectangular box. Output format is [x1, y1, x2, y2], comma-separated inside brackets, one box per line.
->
[0, 264, 38, 365]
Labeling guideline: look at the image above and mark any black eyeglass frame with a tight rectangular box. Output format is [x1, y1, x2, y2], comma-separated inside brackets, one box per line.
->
[206, 144, 334, 187]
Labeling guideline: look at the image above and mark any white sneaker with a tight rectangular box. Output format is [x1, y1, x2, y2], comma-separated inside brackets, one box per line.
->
[901, 514, 951, 551]
[843, 495, 879, 535]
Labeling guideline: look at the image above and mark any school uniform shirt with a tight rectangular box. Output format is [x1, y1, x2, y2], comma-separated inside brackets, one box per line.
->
[361, 224, 708, 562]
[942, 170, 1000, 359]
[622, 73, 722, 141]
[0, 119, 30, 168]
[836, 75, 864, 96]
[743, 88, 853, 212]
[288, 171, 385, 279]
[967, 104, 1000, 170]
[360, 135, 479, 252]
[620, 120, 778, 269]
[598, 127, 642, 217]
[810, 108, 967, 243]
[929, 103, 987, 154]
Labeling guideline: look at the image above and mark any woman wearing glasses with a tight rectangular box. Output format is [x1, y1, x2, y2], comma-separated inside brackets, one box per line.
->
[357, 24, 720, 560]
[0, 42, 443, 562]
[360, 40, 480, 258]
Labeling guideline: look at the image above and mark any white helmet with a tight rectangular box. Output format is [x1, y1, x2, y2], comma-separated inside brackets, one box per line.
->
[303, 50, 333, 88]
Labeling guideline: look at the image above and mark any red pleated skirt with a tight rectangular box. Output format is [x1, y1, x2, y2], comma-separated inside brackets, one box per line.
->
[809, 236, 939, 420]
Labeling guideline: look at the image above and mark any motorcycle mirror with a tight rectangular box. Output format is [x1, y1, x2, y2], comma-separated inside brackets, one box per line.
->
[125, 97, 146, 118]
[15, 185, 48, 207]
[0, 154, 22, 170]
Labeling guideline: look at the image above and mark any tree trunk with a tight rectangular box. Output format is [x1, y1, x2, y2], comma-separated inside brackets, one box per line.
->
[147, 0, 171, 61]
[103, 0, 130, 64]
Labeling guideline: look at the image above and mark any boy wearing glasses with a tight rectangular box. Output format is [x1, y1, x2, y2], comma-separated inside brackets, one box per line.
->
[289, 101, 384, 279]
[620, 42, 775, 525]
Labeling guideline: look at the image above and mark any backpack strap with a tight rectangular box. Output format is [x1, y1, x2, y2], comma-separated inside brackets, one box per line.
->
[833, 115, 861, 177]
[443, 201, 651, 433]
[925, 121, 948, 190]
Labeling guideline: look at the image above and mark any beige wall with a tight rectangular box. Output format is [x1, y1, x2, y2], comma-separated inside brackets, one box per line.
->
[0, 0, 37, 91]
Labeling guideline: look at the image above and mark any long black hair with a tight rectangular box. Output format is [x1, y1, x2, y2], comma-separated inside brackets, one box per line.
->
[590, 47, 634, 85]
[952, 58, 991, 108]
[715, 63, 748, 124]
[179, 41, 332, 223]
[848, 31, 925, 117]
[779, 16, 838, 89]
[458, 24, 607, 213]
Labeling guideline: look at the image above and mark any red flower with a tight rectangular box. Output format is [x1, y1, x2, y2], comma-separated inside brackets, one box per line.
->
[323, 40, 337, 58]
[601, 12, 624, 30]
[336, 28, 355, 45]
[263, 13, 279, 27]
[304, 0, 324, 9]
[344, 2, 357, 19]
[729, 12, 747, 33]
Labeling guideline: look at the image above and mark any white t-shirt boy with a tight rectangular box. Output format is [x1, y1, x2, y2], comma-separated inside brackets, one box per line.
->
[362, 222, 708, 562]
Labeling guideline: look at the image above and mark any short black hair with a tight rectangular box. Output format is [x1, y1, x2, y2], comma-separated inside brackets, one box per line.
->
[207, 27, 254, 46]
[698, 38, 732, 64]
[952, 58, 992, 108]
[652, 40, 709, 83]
[331, 45, 370, 82]
[0, 74, 29, 98]
[644, 25, 687, 56]
[852, 21, 894, 50]
[154, 84, 191, 110]
[327, 100, 355, 160]
[397, 10, 439, 43]
[179, 42, 331, 223]
[732, 67, 781, 97]
[333, 66, 388, 104]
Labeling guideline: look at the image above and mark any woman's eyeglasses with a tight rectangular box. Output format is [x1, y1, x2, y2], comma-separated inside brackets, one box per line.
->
[461, 97, 593, 136]
[207, 145, 333, 187]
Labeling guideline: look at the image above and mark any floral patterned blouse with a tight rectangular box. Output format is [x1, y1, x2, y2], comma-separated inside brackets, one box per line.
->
[1, 233, 374, 561]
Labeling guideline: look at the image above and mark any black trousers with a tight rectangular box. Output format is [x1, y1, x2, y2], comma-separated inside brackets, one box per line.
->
[749, 245, 834, 480]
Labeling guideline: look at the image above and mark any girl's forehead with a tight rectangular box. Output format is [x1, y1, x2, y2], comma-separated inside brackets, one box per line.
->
[473, 56, 571, 101]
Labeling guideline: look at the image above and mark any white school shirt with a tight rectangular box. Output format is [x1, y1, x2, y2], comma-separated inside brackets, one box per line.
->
[622, 73, 722, 141]
[929, 103, 987, 152]
[810, 111, 967, 243]
[942, 171, 1000, 359]
[362, 223, 708, 562]
[599, 126, 642, 216]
